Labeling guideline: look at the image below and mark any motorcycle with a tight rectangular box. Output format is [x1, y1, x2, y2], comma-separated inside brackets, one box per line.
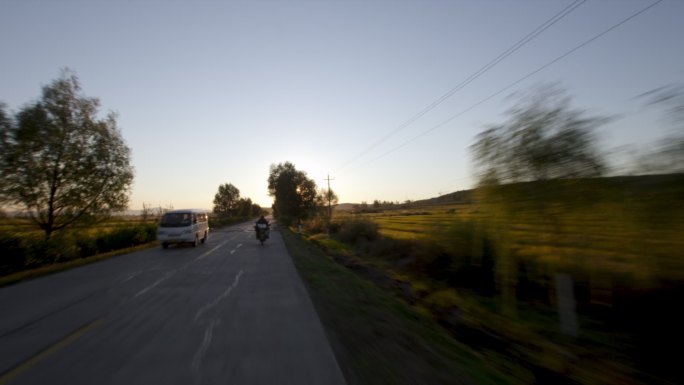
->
[255, 223, 270, 245]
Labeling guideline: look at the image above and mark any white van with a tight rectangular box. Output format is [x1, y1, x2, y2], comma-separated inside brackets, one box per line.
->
[157, 209, 209, 248]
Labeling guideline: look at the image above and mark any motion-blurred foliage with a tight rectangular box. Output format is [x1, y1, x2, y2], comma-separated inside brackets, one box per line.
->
[316, 174, 682, 384]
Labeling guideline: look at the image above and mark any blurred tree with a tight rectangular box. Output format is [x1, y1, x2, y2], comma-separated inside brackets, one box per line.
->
[639, 84, 684, 173]
[0, 71, 134, 241]
[268, 162, 317, 224]
[472, 84, 607, 185]
[471, 84, 609, 333]
[213, 183, 240, 216]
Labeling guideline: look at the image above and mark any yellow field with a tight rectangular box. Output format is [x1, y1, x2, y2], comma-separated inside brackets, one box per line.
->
[347, 194, 684, 283]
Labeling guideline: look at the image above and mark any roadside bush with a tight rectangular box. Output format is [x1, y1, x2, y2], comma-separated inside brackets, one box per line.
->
[136, 223, 157, 243]
[209, 215, 251, 228]
[307, 234, 349, 253]
[303, 216, 328, 234]
[46, 233, 81, 262]
[0, 223, 158, 277]
[424, 288, 461, 309]
[411, 242, 455, 281]
[336, 218, 380, 244]
[76, 236, 98, 258]
[0, 233, 26, 275]
[362, 237, 413, 262]
[95, 224, 156, 253]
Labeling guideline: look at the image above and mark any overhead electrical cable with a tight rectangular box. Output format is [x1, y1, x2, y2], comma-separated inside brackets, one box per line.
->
[334, 0, 586, 174]
[341, 0, 664, 176]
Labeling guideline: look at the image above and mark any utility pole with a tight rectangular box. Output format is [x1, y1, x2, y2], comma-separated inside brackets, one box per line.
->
[324, 174, 335, 233]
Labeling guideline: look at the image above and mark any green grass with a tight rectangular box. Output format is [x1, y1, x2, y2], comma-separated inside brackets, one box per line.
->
[282, 228, 514, 385]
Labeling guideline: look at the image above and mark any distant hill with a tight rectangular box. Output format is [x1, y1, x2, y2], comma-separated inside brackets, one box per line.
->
[413, 189, 473, 206]
[335, 173, 684, 211]
[335, 203, 358, 211]
[334, 189, 474, 212]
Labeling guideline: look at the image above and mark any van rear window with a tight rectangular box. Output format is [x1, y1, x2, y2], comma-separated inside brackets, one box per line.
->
[160, 213, 192, 227]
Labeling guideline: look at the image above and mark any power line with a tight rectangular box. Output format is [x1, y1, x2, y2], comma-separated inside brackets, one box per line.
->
[341, 0, 664, 176]
[334, 0, 586, 174]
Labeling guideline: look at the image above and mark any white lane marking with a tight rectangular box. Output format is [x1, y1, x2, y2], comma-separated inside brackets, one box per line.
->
[194, 237, 234, 262]
[194, 270, 243, 321]
[132, 271, 176, 299]
[192, 318, 219, 371]
[122, 271, 142, 282]
[0, 318, 105, 384]
[228, 242, 243, 255]
[133, 238, 233, 299]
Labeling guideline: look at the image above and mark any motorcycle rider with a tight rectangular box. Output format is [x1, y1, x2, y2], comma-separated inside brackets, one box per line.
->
[254, 215, 270, 239]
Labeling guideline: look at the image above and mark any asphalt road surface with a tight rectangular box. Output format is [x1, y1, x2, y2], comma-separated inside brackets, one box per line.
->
[0, 221, 346, 385]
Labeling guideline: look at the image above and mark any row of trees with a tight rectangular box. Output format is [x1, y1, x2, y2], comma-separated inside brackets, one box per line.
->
[212, 183, 263, 218]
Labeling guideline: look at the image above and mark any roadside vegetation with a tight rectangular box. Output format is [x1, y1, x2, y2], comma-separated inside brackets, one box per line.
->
[288, 174, 683, 385]
[282, 226, 513, 385]
[0, 206, 262, 284]
[211, 182, 265, 226]
[0, 215, 157, 281]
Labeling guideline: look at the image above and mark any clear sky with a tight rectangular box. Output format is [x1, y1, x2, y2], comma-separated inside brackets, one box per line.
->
[2, 0, 682, 210]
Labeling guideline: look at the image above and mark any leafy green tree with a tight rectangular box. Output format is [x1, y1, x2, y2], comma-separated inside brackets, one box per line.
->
[213, 183, 240, 216]
[267, 161, 317, 224]
[0, 71, 134, 241]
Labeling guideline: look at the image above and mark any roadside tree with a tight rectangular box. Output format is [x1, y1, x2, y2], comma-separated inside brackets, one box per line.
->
[213, 183, 241, 216]
[267, 162, 317, 224]
[0, 71, 134, 241]
[638, 84, 684, 173]
[235, 197, 262, 218]
[470, 84, 609, 335]
[316, 187, 339, 229]
[472, 84, 606, 185]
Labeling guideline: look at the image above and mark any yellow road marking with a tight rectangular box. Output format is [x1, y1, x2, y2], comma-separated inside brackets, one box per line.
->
[0, 318, 104, 385]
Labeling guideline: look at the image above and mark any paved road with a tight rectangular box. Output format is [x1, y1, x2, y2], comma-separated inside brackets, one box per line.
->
[0, 221, 346, 385]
